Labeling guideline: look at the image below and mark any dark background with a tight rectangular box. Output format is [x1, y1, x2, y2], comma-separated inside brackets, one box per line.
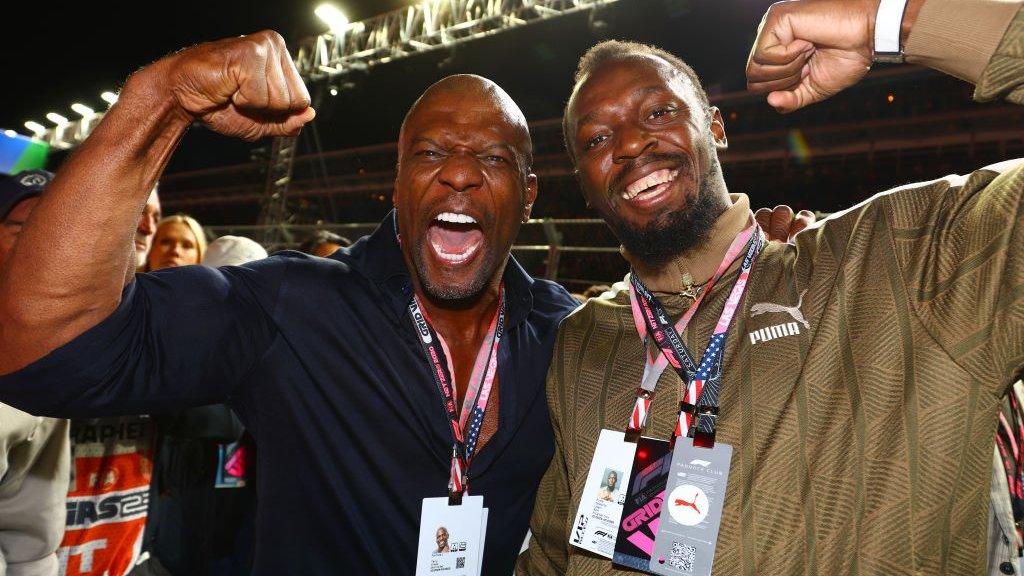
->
[0, 0, 777, 169]
[4, 1, 1016, 289]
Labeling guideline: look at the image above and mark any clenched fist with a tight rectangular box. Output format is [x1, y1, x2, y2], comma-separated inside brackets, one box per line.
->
[746, 0, 884, 113]
[137, 30, 315, 141]
[756, 205, 817, 243]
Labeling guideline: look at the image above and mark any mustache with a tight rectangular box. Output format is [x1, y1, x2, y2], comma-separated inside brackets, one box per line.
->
[609, 152, 693, 197]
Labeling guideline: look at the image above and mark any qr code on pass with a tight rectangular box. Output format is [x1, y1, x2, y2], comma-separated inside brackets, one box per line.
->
[669, 541, 695, 572]
[456, 556, 465, 569]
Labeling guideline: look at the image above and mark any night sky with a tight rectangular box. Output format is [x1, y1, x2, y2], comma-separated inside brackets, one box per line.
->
[0, 0, 777, 171]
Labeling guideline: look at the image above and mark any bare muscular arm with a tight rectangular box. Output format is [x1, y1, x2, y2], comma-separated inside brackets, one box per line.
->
[0, 31, 314, 374]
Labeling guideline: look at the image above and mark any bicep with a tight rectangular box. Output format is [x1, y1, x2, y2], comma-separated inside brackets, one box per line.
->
[892, 160, 1024, 388]
[0, 261, 283, 417]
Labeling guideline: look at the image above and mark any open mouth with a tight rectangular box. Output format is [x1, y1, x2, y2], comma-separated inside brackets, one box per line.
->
[426, 211, 484, 266]
[621, 168, 680, 203]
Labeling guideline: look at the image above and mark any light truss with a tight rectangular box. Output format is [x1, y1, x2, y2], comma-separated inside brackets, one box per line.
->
[27, 114, 103, 151]
[26, 0, 620, 150]
[295, 0, 621, 79]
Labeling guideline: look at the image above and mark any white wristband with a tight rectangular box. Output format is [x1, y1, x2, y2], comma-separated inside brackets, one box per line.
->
[874, 0, 909, 62]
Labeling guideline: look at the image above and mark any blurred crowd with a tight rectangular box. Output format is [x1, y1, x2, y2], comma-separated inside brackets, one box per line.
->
[0, 172, 356, 576]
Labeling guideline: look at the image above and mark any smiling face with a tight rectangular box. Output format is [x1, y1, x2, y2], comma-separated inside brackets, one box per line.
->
[436, 527, 449, 551]
[395, 75, 537, 303]
[568, 54, 730, 264]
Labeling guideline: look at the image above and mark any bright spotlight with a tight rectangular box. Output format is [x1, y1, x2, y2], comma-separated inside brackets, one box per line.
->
[71, 103, 95, 118]
[24, 121, 46, 136]
[46, 113, 69, 126]
[315, 4, 350, 34]
[100, 91, 119, 106]
[4, 130, 17, 138]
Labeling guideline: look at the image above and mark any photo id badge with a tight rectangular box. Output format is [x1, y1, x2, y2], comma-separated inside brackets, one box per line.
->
[612, 436, 672, 572]
[569, 429, 638, 558]
[648, 437, 732, 576]
[415, 495, 486, 576]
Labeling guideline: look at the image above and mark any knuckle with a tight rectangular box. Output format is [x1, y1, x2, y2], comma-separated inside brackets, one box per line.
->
[264, 30, 287, 47]
[764, 2, 786, 21]
[247, 39, 268, 60]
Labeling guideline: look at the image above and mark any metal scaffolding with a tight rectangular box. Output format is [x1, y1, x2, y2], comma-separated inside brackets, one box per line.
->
[267, 0, 619, 241]
[257, 136, 299, 246]
[28, 0, 620, 149]
[295, 0, 620, 80]
[27, 0, 621, 244]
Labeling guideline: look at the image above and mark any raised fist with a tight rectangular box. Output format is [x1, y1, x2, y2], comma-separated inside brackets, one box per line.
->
[746, 0, 878, 113]
[135, 30, 315, 141]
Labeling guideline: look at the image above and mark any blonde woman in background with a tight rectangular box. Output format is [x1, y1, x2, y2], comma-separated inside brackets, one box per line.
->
[145, 215, 206, 272]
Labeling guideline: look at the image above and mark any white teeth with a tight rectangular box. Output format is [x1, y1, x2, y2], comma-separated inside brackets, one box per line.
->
[623, 169, 679, 200]
[435, 212, 477, 224]
[436, 250, 470, 263]
[430, 238, 480, 264]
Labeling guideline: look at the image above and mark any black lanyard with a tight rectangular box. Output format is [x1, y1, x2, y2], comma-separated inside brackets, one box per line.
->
[629, 232, 760, 446]
[407, 290, 505, 503]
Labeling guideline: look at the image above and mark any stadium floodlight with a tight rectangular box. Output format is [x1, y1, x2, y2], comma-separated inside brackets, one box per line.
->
[71, 103, 95, 118]
[315, 3, 350, 34]
[24, 121, 46, 136]
[100, 91, 119, 106]
[46, 112, 69, 126]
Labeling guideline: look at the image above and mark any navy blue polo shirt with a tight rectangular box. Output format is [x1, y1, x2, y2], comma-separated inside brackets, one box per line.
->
[0, 212, 578, 575]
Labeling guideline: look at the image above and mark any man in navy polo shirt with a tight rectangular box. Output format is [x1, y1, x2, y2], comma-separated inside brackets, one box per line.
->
[0, 32, 576, 574]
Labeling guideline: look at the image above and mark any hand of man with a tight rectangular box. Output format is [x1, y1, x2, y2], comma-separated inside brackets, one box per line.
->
[149, 30, 315, 141]
[745, 0, 879, 113]
[756, 205, 817, 243]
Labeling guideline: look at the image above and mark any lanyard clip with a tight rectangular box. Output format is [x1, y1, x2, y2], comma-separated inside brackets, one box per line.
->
[448, 490, 464, 506]
[626, 388, 655, 438]
[680, 401, 719, 448]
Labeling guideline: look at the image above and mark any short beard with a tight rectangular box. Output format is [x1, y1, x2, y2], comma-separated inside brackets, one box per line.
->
[612, 161, 726, 266]
[411, 244, 499, 303]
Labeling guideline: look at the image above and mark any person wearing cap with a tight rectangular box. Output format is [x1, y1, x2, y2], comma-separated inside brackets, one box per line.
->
[205, 235, 268, 267]
[0, 170, 70, 576]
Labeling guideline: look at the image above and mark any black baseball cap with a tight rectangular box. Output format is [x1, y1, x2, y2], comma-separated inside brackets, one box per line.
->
[0, 169, 53, 220]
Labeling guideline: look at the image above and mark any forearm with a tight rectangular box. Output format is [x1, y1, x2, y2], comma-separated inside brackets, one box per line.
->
[0, 60, 192, 374]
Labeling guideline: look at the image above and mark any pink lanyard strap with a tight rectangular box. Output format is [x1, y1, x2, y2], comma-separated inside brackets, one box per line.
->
[409, 288, 504, 500]
[626, 223, 758, 435]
